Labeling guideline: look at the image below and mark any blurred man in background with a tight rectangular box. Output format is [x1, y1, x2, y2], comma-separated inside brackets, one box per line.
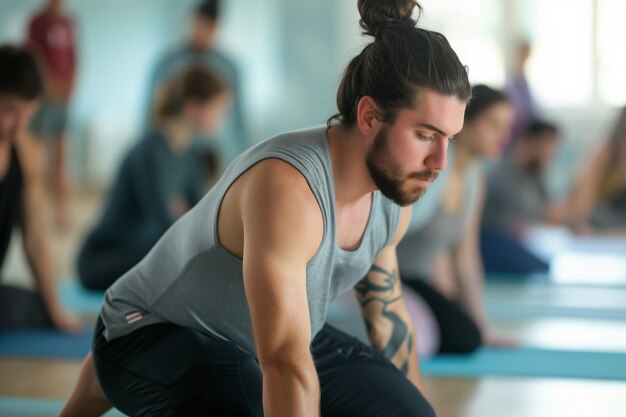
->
[27, 0, 78, 231]
[483, 119, 561, 232]
[146, 0, 247, 166]
[0, 45, 80, 333]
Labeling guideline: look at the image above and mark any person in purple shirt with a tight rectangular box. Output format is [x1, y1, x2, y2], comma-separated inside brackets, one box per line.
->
[505, 41, 537, 149]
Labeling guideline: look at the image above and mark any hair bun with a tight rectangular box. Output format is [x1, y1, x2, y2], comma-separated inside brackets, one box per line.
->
[358, 0, 421, 38]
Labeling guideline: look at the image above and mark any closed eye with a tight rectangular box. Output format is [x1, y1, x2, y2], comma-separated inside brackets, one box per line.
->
[416, 131, 435, 142]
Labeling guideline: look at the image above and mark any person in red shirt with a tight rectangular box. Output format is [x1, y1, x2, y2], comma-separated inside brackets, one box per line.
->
[26, 0, 77, 231]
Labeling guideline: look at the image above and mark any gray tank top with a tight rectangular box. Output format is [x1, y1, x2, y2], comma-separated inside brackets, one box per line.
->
[397, 163, 480, 278]
[100, 126, 401, 356]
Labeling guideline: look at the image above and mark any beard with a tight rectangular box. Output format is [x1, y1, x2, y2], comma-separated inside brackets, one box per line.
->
[365, 125, 439, 206]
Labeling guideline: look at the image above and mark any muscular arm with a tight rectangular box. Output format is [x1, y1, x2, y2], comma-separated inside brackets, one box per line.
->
[354, 207, 425, 392]
[241, 159, 323, 417]
[18, 132, 80, 332]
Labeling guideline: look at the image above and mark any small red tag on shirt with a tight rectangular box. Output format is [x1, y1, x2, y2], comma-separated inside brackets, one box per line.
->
[125, 312, 143, 324]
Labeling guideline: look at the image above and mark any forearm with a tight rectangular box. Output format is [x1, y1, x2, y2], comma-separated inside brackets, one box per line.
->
[356, 265, 424, 391]
[406, 328, 424, 392]
[23, 227, 60, 312]
[262, 358, 320, 417]
[370, 303, 423, 389]
[22, 183, 61, 313]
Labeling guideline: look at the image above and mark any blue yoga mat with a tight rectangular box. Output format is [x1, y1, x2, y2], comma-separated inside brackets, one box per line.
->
[57, 280, 105, 315]
[421, 347, 626, 381]
[0, 281, 102, 359]
[0, 327, 93, 359]
[486, 301, 626, 321]
[486, 272, 626, 288]
[0, 397, 126, 417]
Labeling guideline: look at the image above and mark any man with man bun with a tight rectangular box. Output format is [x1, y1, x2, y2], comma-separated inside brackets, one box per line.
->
[60, 1, 470, 416]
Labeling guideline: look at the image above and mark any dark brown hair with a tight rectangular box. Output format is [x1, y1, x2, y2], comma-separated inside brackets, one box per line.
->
[0, 45, 43, 100]
[328, 0, 471, 128]
[465, 84, 509, 122]
[196, 0, 220, 20]
[522, 118, 559, 141]
[154, 65, 228, 123]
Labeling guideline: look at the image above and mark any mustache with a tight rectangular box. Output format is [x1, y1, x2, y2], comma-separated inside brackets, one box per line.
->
[408, 170, 439, 182]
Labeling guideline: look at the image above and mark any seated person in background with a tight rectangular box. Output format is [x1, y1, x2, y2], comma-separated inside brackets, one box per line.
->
[483, 119, 561, 233]
[146, 0, 247, 162]
[397, 85, 515, 355]
[0, 45, 80, 332]
[568, 105, 626, 233]
[77, 66, 231, 291]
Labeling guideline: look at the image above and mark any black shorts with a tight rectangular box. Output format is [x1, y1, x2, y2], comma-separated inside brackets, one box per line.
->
[93, 317, 435, 417]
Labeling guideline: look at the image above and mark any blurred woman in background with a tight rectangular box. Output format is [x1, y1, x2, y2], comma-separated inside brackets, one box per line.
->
[77, 65, 231, 291]
[397, 85, 514, 356]
[568, 106, 626, 233]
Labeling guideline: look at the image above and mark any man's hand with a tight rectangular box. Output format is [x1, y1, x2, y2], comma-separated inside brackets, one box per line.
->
[50, 307, 83, 334]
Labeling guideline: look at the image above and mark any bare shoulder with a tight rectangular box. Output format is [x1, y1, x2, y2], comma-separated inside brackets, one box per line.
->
[241, 158, 324, 260]
[247, 158, 312, 185]
[242, 158, 319, 206]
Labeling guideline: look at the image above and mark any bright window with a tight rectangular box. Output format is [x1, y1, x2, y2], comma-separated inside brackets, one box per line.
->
[524, 0, 593, 106]
[421, 0, 506, 86]
[598, 0, 626, 106]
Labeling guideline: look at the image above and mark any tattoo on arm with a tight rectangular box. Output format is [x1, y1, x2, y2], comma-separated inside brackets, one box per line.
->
[355, 264, 414, 374]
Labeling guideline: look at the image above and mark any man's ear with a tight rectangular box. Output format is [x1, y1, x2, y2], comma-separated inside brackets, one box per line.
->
[356, 96, 383, 138]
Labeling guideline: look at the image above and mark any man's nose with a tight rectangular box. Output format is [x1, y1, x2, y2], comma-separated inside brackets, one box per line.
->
[424, 138, 448, 171]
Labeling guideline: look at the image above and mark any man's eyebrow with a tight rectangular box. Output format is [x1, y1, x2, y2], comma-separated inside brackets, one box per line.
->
[416, 122, 461, 138]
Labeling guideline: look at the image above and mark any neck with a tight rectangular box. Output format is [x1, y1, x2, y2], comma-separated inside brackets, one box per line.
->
[327, 125, 377, 208]
[158, 118, 193, 154]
